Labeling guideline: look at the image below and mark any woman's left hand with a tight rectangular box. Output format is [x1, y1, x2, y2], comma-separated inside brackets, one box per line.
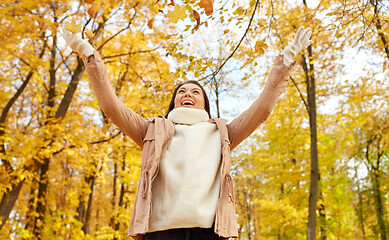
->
[281, 26, 312, 66]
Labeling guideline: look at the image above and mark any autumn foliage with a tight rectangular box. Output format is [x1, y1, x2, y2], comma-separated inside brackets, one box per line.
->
[0, 0, 388, 240]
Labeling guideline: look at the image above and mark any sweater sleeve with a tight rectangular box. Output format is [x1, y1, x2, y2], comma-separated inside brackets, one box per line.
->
[227, 55, 294, 150]
[82, 51, 149, 148]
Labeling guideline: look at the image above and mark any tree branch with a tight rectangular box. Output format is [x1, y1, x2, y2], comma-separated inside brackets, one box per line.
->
[290, 76, 309, 113]
[208, 0, 261, 79]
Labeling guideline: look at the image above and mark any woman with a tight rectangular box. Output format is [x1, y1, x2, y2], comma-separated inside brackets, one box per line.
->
[63, 26, 312, 240]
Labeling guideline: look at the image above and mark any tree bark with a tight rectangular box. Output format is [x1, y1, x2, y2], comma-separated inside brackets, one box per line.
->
[367, 143, 388, 240]
[0, 180, 24, 230]
[356, 181, 366, 239]
[301, 44, 319, 240]
[82, 176, 96, 234]
[113, 160, 126, 239]
[372, 170, 388, 240]
[33, 157, 51, 238]
[319, 191, 327, 240]
[33, 26, 59, 238]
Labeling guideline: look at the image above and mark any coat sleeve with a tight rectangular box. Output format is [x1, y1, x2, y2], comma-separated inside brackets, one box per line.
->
[227, 55, 294, 150]
[82, 51, 149, 148]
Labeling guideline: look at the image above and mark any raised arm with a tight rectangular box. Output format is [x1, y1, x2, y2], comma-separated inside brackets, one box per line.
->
[227, 26, 312, 150]
[62, 29, 149, 147]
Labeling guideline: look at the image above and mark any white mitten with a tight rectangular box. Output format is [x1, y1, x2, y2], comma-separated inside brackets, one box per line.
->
[281, 26, 312, 67]
[62, 29, 95, 57]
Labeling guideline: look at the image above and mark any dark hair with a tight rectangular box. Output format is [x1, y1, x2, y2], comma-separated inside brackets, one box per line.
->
[165, 80, 211, 118]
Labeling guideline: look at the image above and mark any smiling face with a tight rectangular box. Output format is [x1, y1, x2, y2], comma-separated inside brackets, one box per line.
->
[173, 83, 205, 110]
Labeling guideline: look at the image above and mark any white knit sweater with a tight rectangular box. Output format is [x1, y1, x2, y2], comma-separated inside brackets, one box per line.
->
[148, 107, 222, 232]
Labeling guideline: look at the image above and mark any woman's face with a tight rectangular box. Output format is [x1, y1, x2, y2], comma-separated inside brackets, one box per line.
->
[174, 83, 205, 110]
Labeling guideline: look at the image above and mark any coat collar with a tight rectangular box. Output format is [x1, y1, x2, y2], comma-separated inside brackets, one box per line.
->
[167, 107, 209, 125]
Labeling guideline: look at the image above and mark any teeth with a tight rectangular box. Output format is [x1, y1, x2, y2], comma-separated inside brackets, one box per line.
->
[182, 100, 193, 105]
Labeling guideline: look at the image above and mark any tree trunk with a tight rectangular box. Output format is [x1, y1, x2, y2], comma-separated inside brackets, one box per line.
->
[0, 180, 24, 230]
[319, 191, 327, 240]
[372, 171, 388, 240]
[24, 181, 37, 231]
[33, 35, 85, 238]
[357, 184, 367, 239]
[33, 25, 59, 238]
[82, 176, 96, 234]
[113, 159, 127, 240]
[33, 157, 51, 238]
[302, 44, 319, 240]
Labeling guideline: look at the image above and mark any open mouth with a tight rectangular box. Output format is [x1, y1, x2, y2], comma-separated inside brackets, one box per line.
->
[181, 100, 194, 107]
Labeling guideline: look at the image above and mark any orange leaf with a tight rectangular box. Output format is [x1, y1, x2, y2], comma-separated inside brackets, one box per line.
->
[193, 10, 200, 29]
[87, 4, 100, 17]
[84, 0, 95, 4]
[147, 18, 154, 29]
[85, 29, 95, 42]
[198, 0, 213, 16]
[65, 19, 81, 33]
[168, 0, 175, 6]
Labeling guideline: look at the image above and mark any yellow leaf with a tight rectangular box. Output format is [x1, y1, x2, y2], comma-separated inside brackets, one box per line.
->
[224, 29, 229, 34]
[174, 71, 181, 78]
[56, 6, 70, 16]
[87, 4, 100, 17]
[65, 19, 81, 33]
[85, 29, 95, 42]
[233, 7, 244, 15]
[168, 4, 187, 23]
[254, 39, 267, 54]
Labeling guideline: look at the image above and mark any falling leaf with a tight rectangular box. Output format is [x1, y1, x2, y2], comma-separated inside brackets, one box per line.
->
[168, 0, 175, 6]
[192, 10, 200, 29]
[168, 4, 187, 23]
[85, 29, 95, 42]
[198, 0, 213, 16]
[56, 6, 70, 16]
[147, 18, 154, 29]
[65, 19, 81, 33]
[84, 0, 95, 4]
[87, 4, 100, 17]
[254, 39, 268, 54]
[233, 6, 244, 15]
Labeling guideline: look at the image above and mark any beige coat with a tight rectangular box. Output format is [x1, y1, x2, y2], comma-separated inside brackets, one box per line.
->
[83, 52, 293, 240]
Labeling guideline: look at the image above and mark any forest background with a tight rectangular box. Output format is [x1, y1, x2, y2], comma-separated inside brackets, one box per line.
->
[0, 0, 388, 239]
